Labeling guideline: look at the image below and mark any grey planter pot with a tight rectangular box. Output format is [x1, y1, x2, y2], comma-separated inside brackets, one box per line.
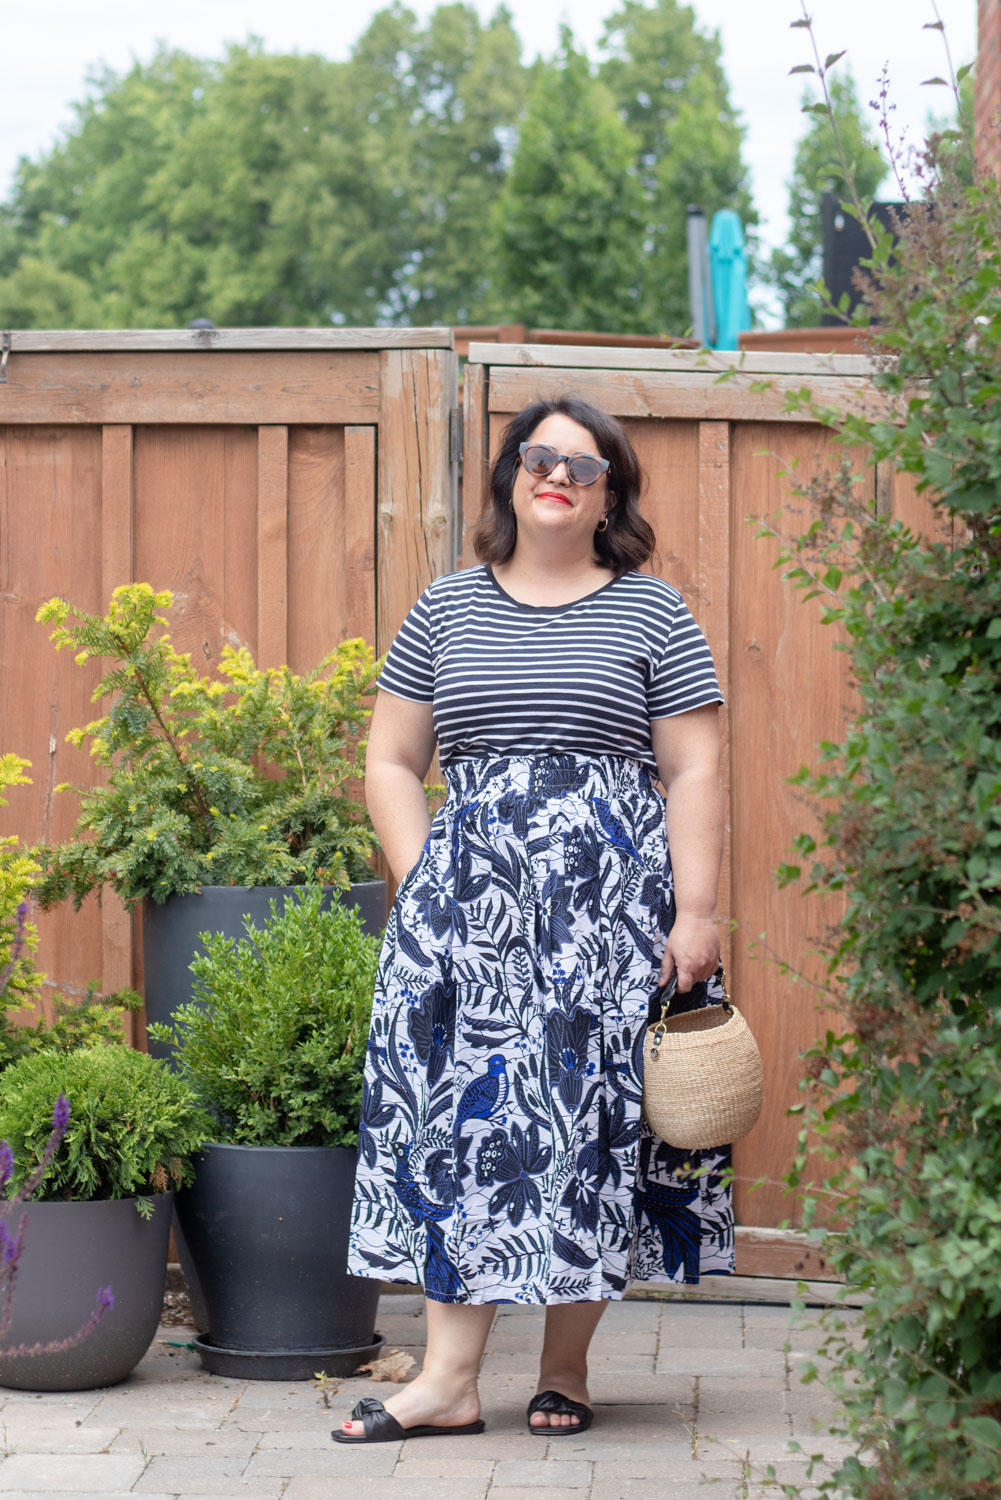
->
[0, 1193, 173, 1392]
[174, 1143, 382, 1380]
[142, 881, 386, 1063]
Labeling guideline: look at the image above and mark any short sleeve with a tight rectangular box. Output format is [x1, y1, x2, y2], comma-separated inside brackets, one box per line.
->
[377, 590, 435, 703]
[648, 598, 724, 718]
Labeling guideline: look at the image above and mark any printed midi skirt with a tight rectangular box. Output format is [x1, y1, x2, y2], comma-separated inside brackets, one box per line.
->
[348, 752, 734, 1304]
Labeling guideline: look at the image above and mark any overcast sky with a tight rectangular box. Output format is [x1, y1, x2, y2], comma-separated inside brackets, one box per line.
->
[2, 0, 977, 322]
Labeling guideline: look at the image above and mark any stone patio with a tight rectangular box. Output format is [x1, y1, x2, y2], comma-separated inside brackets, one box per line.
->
[0, 1283, 857, 1499]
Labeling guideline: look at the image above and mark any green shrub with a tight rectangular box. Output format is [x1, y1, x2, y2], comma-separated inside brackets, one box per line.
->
[33, 585, 381, 909]
[760, 30, 1001, 1500]
[0, 1045, 211, 1210]
[148, 883, 379, 1148]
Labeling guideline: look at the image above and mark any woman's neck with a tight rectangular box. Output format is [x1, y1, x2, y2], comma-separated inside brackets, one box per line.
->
[491, 548, 616, 607]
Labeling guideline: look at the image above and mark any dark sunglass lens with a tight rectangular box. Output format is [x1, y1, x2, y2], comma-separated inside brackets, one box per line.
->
[523, 444, 556, 476]
[567, 456, 603, 485]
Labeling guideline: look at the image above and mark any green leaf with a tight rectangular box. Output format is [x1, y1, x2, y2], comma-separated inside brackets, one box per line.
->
[824, 52, 846, 70]
[921, 77, 949, 87]
[789, 64, 816, 75]
[964, 1415, 1001, 1448]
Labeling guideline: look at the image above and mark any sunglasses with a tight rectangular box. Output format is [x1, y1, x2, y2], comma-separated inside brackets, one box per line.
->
[518, 442, 610, 488]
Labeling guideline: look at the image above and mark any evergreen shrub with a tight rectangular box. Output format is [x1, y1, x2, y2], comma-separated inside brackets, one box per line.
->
[33, 584, 381, 909]
[0, 1045, 210, 1212]
[148, 883, 379, 1149]
[762, 37, 1001, 1498]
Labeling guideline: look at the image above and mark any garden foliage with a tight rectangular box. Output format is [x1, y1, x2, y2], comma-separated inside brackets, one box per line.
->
[34, 585, 381, 909]
[764, 31, 1001, 1498]
[0, 1045, 210, 1211]
[149, 883, 378, 1149]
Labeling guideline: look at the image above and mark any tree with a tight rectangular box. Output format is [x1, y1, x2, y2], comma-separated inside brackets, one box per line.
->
[770, 71, 886, 329]
[598, 0, 755, 334]
[0, 7, 527, 328]
[490, 30, 648, 332]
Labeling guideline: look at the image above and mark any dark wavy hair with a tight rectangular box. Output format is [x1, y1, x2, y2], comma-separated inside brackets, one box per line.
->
[472, 395, 656, 573]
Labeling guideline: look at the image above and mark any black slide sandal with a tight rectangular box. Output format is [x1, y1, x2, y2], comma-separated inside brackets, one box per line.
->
[332, 1396, 486, 1445]
[527, 1388, 594, 1435]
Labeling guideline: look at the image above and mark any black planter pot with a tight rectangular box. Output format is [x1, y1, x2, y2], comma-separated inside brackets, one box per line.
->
[0, 1193, 173, 1391]
[142, 882, 386, 1063]
[174, 1143, 383, 1380]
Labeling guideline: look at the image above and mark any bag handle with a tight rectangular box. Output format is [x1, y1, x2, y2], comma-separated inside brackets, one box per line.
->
[649, 967, 732, 1031]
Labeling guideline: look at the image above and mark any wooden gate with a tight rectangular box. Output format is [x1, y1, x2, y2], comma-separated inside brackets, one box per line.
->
[1, 329, 458, 1030]
[462, 343, 931, 1276]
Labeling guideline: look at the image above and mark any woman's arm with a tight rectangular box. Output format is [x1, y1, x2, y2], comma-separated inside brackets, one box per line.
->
[651, 704, 724, 992]
[364, 691, 438, 884]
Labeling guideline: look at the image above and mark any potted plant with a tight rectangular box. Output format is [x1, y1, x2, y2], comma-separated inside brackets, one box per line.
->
[150, 883, 383, 1380]
[0, 1043, 210, 1391]
[31, 585, 386, 1056]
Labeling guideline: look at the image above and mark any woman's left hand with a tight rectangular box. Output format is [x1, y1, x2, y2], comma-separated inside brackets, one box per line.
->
[659, 912, 720, 993]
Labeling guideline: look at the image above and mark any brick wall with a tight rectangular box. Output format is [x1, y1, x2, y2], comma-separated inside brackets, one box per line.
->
[977, 0, 1001, 174]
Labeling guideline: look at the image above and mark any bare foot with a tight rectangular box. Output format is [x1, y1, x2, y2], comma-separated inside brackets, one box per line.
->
[340, 1370, 481, 1438]
[530, 1367, 591, 1429]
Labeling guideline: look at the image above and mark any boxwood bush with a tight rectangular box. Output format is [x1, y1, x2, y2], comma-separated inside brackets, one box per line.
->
[149, 882, 379, 1148]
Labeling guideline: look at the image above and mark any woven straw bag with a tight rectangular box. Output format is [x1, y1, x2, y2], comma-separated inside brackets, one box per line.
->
[642, 972, 763, 1151]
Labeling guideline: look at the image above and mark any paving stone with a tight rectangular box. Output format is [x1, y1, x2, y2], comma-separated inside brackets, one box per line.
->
[544, 1438, 695, 1462]
[285, 1478, 489, 1499]
[656, 1348, 786, 1377]
[0, 1452, 146, 1491]
[0, 1494, 174, 1500]
[391, 1454, 496, 1477]
[133, 1455, 287, 1494]
[0, 1423, 122, 1453]
[488, 1490, 587, 1500]
[492, 1457, 591, 1486]
[109, 1429, 259, 1456]
[248, 1445, 413, 1478]
[592, 1473, 744, 1499]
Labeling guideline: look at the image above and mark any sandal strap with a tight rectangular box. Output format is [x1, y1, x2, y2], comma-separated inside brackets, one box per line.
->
[527, 1389, 592, 1422]
[350, 1396, 406, 1441]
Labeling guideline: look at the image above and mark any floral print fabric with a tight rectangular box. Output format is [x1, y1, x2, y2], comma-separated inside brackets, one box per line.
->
[348, 753, 734, 1304]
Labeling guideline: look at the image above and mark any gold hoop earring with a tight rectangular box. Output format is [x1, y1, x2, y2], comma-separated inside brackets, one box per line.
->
[595, 515, 609, 533]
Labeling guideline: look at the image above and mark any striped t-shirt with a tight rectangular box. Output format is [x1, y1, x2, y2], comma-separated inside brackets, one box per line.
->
[378, 565, 723, 774]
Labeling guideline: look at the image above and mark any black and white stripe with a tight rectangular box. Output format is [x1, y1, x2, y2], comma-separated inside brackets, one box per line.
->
[378, 565, 723, 773]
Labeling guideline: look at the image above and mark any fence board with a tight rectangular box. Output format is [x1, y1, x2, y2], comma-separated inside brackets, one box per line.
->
[472, 343, 874, 377]
[485, 365, 889, 424]
[376, 349, 458, 652]
[6, 329, 454, 353]
[1, 425, 106, 1016]
[697, 422, 733, 977]
[0, 352, 380, 424]
[257, 426, 289, 670]
[99, 425, 135, 1035]
[461, 362, 489, 567]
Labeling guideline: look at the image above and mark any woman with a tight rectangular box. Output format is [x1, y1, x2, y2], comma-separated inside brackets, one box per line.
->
[337, 395, 732, 1445]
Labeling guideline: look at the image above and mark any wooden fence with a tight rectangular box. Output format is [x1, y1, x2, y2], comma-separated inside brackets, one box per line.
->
[0, 329, 459, 1035]
[2, 331, 927, 1274]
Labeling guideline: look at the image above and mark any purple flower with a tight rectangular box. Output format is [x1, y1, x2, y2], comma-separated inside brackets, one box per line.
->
[52, 1094, 70, 1135]
[0, 1141, 13, 1191]
[97, 1286, 115, 1311]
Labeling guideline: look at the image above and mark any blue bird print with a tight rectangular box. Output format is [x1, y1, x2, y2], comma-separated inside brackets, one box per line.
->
[454, 1054, 509, 1140]
[593, 797, 643, 862]
[391, 1142, 451, 1222]
[390, 1145, 463, 1299]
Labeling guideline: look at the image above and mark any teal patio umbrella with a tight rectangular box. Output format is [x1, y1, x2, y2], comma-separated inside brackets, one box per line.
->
[708, 210, 751, 351]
